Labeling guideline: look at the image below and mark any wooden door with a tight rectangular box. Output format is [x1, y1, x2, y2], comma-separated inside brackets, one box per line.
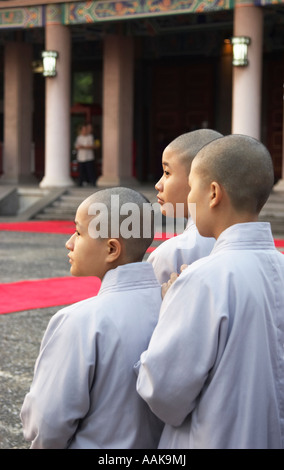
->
[150, 61, 215, 180]
[264, 57, 283, 182]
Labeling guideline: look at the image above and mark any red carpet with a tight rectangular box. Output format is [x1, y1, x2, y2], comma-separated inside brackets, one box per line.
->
[0, 221, 172, 315]
[0, 221, 283, 315]
[0, 221, 175, 240]
[0, 220, 281, 243]
[0, 276, 101, 315]
[274, 239, 284, 247]
[0, 220, 75, 234]
[0, 221, 175, 253]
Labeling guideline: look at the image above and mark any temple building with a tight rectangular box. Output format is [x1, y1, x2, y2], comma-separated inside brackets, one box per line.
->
[0, 0, 283, 188]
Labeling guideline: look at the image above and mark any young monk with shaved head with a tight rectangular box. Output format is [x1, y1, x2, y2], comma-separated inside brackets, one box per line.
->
[137, 134, 284, 449]
[21, 187, 163, 449]
[148, 129, 222, 284]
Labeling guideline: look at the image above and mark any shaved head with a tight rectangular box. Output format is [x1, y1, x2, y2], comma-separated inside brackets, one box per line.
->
[194, 134, 274, 214]
[166, 129, 223, 173]
[81, 187, 154, 262]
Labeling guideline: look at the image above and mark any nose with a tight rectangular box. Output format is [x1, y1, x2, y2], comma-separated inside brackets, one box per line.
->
[155, 176, 163, 192]
[65, 233, 75, 251]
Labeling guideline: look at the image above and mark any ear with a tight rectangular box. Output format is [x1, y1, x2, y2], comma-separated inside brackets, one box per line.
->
[210, 181, 223, 208]
[106, 238, 122, 263]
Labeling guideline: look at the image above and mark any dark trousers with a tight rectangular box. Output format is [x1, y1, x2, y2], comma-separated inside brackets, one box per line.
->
[78, 160, 96, 186]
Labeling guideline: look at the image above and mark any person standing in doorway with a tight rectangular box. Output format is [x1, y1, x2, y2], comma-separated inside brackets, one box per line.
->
[74, 123, 96, 187]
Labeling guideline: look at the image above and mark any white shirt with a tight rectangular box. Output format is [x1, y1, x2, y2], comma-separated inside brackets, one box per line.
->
[148, 218, 215, 284]
[75, 134, 95, 162]
[137, 222, 284, 449]
[21, 262, 163, 449]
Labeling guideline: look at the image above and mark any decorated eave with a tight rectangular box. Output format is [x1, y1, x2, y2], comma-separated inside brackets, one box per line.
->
[0, 0, 232, 29]
[0, 0, 283, 29]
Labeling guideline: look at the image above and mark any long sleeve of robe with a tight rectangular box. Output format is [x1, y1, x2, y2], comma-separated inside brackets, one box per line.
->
[137, 222, 284, 449]
[21, 262, 163, 449]
[148, 218, 215, 284]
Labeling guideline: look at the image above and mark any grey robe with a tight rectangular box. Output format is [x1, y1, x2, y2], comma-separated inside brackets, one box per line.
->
[148, 218, 215, 284]
[21, 262, 163, 449]
[137, 223, 284, 449]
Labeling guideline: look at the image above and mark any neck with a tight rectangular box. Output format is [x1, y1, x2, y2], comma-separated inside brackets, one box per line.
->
[214, 212, 259, 239]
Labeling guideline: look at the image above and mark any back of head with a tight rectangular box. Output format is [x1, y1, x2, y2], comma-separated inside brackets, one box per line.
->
[167, 129, 223, 173]
[84, 187, 154, 262]
[194, 134, 274, 214]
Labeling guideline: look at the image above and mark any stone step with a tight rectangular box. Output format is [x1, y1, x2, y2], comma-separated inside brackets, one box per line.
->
[33, 186, 157, 220]
[32, 188, 96, 220]
[51, 200, 83, 210]
[32, 186, 284, 236]
[35, 213, 75, 221]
